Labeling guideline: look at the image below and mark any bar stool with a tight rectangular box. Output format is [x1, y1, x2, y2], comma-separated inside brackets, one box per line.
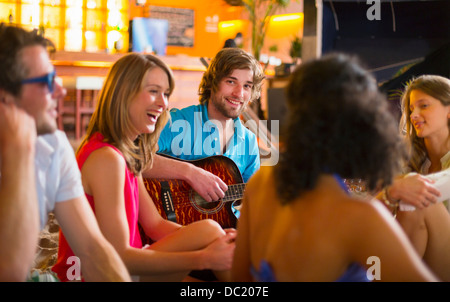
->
[58, 76, 104, 140]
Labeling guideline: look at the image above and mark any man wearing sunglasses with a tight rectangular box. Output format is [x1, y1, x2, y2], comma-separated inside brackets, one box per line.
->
[21, 70, 57, 93]
[0, 24, 130, 281]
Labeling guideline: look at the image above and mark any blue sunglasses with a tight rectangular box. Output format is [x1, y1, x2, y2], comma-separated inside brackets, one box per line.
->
[21, 70, 56, 93]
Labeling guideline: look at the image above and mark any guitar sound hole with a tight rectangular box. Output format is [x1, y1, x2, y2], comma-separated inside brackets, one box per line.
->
[199, 200, 221, 210]
[191, 191, 224, 213]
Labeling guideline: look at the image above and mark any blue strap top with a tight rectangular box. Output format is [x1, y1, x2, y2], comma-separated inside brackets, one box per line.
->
[251, 260, 370, 282]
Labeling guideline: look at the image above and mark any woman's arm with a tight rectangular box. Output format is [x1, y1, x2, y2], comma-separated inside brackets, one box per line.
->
[83, 147, 234, 277]
[350, 200, 439, 281]
[377, 173, 441, 210]
[54, 196, 131, 282]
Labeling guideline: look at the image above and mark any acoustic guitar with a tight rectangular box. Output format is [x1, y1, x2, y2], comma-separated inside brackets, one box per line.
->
[142, 155, 245, 230]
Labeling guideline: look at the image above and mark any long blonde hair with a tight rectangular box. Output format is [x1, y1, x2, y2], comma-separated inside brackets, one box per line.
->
[77, 53, 174, 175]
[399, 74, 450, 172]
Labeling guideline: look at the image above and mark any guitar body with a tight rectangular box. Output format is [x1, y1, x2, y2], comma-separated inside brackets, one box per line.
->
[143, 155, 243, 230]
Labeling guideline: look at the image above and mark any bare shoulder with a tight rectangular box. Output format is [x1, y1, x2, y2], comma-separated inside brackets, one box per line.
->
[83, 146, 126, 171]
[337, 195, 396, 232]
[80, 146, 127, 195]
[365, 197, 398, 222]
[341, 194, 389, 214]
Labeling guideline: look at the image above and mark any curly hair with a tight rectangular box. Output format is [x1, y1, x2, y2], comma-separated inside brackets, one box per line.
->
[399, 75, 450, 172]
[79, 53, 174, 175]
[0, 23, 54, 97]
[198, 47, 264, 104]
[275, 53, 407, 204]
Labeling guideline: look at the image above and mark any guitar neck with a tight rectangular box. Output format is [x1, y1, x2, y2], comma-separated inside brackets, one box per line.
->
[223, 183, 246, 202]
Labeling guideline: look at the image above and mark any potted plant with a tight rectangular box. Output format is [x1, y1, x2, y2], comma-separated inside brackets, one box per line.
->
[224, 0, 298, 62]
[289, 35, 302, 65]
[242, 0, 294, 61]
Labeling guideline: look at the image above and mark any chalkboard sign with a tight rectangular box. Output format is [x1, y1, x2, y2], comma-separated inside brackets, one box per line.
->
[149, 6, 195, 47]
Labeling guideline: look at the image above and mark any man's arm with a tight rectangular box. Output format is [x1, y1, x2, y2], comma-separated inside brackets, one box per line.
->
[143, 154, 228, 202]
[0, 103, 39, 281]
[54, 197, 131, 282]
[152, 110, 228, 202]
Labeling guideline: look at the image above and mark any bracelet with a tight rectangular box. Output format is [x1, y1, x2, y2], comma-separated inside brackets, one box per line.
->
[381, 188, 399, 207]
[381, 188, 400, 217]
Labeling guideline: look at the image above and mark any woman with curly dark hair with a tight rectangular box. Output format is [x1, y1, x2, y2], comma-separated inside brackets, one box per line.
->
[231, 53, 438, 281]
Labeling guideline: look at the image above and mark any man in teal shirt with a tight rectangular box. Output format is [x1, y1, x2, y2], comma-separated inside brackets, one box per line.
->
[144, 47, 265, 202]
[157, 102, 260, 183]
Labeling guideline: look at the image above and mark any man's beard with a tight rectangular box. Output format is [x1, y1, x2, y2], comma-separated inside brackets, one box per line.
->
[211, 95, 247, 119]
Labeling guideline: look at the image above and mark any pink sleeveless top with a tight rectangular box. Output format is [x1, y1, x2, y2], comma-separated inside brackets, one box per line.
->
[53, 132, 142, 281]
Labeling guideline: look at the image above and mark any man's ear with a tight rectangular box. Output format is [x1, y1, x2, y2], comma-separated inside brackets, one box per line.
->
[0, 89, 15, 104]
[0, 89, 5, 103]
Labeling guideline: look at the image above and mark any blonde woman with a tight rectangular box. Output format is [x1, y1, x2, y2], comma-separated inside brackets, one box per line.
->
[53, 53, 236, 282]
[379, 75, 450, 281]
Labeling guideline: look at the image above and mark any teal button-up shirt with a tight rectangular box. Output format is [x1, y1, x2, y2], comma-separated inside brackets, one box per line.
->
[157, 103, 260, 183]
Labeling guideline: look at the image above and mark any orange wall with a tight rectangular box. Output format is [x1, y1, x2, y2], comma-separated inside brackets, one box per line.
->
[129, 0, 243, 58]
[129, 1, 303, 62]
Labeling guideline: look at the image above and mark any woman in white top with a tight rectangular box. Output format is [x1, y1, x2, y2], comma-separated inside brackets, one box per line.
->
[379, 75, 450, 281]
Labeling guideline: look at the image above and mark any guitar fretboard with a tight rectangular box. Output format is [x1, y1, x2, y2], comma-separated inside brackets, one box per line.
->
[223, 183, 246, 202]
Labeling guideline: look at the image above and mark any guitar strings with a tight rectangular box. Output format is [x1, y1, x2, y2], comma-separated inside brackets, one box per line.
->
[163, 185, 245, 204]
[148, 183, 246, 207]
[147, 183, 246, 196]
[148, 183, 246, 198]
